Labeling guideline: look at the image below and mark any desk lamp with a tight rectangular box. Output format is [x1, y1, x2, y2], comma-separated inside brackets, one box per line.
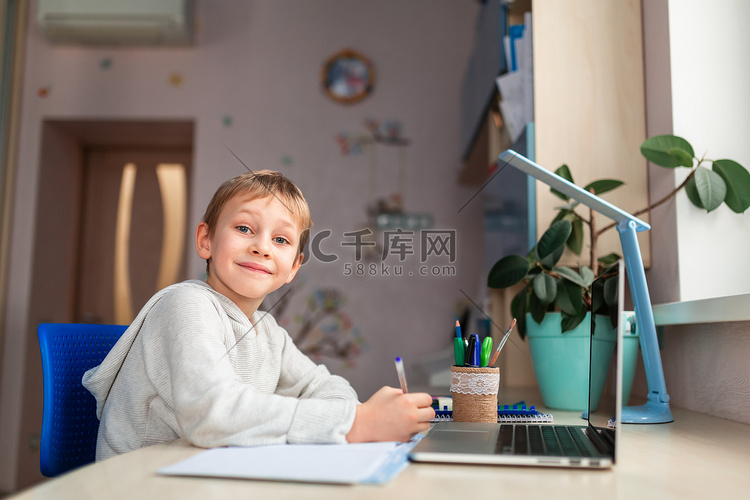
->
[499, 149, 673, 424]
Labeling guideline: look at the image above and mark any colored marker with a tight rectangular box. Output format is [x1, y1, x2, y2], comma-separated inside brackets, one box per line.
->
[454, 337, 465, 366]
[455, 319, 462, 339]
[470, 334, 481, 367]
[480, 336, 493, 367]
[464, 334, 473, 366]
[489, 318, 517, 367]
[464, 334, 480, 367]
[394, 356, 409, 393]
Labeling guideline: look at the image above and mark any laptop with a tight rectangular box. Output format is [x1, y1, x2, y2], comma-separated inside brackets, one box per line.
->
[409, 260, 624, 468]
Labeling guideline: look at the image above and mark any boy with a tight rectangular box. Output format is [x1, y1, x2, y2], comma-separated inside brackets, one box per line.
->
[83, 170, 434, 461]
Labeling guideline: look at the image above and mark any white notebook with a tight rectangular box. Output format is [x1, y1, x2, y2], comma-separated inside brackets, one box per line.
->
[159, 440, 419, 485]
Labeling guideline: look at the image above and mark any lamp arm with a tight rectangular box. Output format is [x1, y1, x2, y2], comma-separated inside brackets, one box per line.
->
[617, 220, 674, 423]
[617, 221, 670, 402]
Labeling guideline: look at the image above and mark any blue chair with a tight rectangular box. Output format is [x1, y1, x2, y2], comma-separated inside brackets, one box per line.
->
[38, 323, 127, 477]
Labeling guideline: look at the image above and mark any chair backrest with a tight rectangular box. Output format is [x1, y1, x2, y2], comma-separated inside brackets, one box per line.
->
[38, 322, 127, 477]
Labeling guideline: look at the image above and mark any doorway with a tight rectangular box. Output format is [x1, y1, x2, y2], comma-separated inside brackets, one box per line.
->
[77, 147, 190, 324]
[15, 119, 193, 489]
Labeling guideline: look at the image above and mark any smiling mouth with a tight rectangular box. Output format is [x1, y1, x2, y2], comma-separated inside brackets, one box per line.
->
[239, 262, 272, 274]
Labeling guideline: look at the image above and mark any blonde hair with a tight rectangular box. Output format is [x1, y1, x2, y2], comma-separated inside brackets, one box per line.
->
[201, 170, 312, 264]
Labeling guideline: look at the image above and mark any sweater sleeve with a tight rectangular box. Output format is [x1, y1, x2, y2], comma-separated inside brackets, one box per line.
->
[264, 315, 360, 443]
[143, 289, 357, 448]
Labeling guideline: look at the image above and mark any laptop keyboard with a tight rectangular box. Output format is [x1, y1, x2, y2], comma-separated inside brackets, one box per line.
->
[495, 425, 590, 457]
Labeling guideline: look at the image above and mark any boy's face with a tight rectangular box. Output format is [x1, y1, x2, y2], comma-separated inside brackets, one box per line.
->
[196, 194, 303, 316]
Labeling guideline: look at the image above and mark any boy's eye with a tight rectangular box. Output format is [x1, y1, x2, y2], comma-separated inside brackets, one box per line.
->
[237, 226, 252, 234]
[274, 236, 289, 245]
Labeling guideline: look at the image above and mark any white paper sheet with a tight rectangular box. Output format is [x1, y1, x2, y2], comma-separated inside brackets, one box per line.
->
[158, 441, 406, 484]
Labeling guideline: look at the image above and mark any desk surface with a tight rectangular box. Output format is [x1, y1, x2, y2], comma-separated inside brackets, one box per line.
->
[11, 406, 750, 500]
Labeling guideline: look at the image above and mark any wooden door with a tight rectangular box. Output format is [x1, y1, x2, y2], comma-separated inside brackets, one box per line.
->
[76, 147, 191, 324]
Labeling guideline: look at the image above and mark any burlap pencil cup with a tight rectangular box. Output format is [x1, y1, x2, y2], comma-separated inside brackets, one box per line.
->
[450, 365, 499, 423]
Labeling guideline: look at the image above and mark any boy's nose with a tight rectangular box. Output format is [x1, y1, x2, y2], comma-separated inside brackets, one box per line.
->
[250, 237, 271, 256]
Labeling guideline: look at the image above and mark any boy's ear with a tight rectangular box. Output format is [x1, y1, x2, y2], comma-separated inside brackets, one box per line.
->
[195, 222, 212, 260]
[285, 252, 304, 284]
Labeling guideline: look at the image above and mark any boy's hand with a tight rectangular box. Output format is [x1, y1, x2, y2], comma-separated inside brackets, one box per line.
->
[346, 386, 435, 443]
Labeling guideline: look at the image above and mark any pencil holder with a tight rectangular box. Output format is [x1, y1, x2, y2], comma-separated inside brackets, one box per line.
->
[450, 365, 500, 423]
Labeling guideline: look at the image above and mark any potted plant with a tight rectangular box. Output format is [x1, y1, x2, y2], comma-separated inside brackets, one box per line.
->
[487, 135, 750, 410]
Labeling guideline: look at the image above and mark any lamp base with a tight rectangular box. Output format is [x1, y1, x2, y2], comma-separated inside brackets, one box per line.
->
[621, 401, 673, 424]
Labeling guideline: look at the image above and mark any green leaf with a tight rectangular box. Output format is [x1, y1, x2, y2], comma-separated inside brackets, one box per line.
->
[554, 209, 580, 224]
[555, 164, 574, 182]
[555, 279, 583, 315]
[598, 252, 621, 267]
[535, 220, 572, 261]
[532, 273, 557, 305]
[550, 164, 573, 201]
[713, 159, 750, 213]
[562, 210, 580, 223]
[551, 210, 567, 224]
[603, 276, 618, 307]
[556, 266, 587, 288]
[591, 279, 606, 314]
[693, 166, 727, 212]
[511, 287, 529, 340]
[579, 266, 595, 288]
[685, 176, 705, 209]
[609, 302, 619, 329]
[554, 210, 580, 230]
[540, 243, 565, 270]
[487, 255, 530, 289]
[565, 217, 584, 255]
[667, 147, 694, 168]
[582, 179, 624, 196]
[640, 135, 695, 168]
[561, 310, 587, 333]
[525, 247, 537, 263]
[528, 291, 547, 324]
[555, 200, 580, 212]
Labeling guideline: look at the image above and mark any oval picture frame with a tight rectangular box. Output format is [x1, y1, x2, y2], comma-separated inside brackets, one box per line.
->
[321, 49, 375, 104]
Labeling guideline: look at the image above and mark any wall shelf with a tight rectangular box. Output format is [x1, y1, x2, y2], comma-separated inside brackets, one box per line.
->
[653, 293, 750, 326]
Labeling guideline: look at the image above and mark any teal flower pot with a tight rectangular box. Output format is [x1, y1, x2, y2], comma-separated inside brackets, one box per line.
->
[526, 312, 616, 411]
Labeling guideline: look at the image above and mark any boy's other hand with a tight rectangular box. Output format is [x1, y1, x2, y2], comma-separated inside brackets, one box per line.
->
[346, 386, 435, 443]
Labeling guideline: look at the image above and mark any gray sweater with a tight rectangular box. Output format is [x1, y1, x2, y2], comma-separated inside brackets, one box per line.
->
[82, 280, 358, 461]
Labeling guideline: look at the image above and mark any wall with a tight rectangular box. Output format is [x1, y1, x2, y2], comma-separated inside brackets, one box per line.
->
[665, 0, 750, 422]
[661, 321, 750, 424]
[629, 0, 750, 425]
[533, 0, 650, 270]
[642, 0, 678, 305]
[0, 0, 484, 491]
[669, 0, 750, 301]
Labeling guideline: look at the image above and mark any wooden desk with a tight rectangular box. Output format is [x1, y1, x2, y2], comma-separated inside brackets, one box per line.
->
[10, 407, 750, 500]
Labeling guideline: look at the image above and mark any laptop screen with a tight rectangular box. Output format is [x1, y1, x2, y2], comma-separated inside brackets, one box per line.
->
[586, 260, 624, 458]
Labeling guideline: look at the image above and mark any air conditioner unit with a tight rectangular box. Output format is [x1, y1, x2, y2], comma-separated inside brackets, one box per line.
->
[37, 0, 194, 46]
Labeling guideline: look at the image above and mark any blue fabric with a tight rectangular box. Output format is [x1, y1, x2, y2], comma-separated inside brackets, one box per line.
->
[38, 323, 126, 477]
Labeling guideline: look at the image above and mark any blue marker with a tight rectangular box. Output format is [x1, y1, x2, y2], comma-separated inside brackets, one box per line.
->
[470, 334, 480, 367]
[455, 319, 462, 339]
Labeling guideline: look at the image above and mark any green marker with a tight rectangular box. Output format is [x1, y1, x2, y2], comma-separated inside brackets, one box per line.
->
[453, 337, 465, 366]
[480, 336, 493, 367]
